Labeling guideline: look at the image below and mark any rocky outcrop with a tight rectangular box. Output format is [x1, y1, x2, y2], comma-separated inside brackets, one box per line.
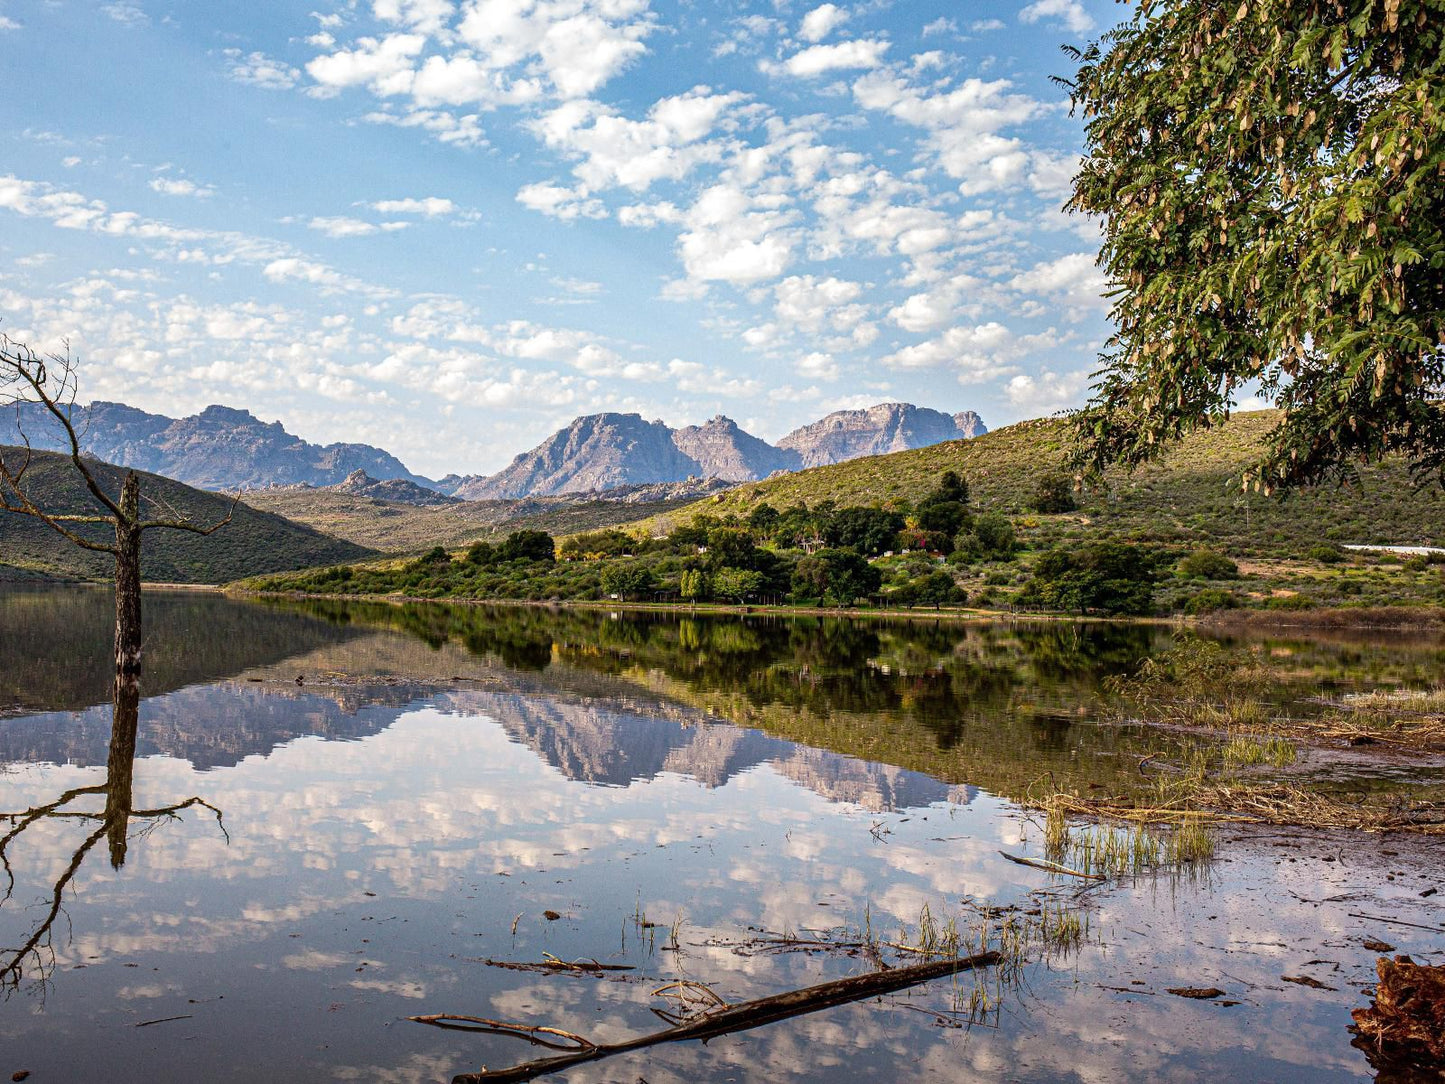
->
[328, 469, 458, 506]
[776, 402, 989, 468]
[9, 401, 435, 492]
[441, 404, 984, 500]
[671, 415, 802, 481]
[449, 413, 703, 500]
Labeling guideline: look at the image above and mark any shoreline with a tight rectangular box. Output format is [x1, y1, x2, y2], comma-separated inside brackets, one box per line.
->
[227, 587, 1445, 632]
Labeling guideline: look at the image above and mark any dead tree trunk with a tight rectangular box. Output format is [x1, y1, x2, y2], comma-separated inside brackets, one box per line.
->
[114, 472, 143, 678]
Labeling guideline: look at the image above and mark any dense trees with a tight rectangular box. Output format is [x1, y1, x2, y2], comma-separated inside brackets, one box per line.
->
[1019, 543, 1165, 615]
[1066, 0, 1445, 490]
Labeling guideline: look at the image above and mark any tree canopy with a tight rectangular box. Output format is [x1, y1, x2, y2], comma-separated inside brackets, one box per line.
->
[1066, 0, 1445, 491]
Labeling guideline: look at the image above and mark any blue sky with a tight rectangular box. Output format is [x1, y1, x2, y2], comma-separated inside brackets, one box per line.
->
[1, 0, 1116, 477]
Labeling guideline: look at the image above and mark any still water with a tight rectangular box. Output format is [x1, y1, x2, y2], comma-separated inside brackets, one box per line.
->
[1, 586, 1442, 1082]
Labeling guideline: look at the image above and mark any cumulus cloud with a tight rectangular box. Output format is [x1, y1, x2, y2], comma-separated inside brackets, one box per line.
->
[678, 184, 794, 284]
[369, 196, 457, 216]
[515, 181, 607, 220]
[852, 70, 1041, 195]
[798, 4, 849, 43]
[773, 38, 889, 78]
[1019, 0, 1094, 35]
[1008, 252, 1107, 315]
[1006, 367, 1090, 415]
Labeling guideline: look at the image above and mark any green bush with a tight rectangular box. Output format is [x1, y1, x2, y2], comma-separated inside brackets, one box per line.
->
[1177, 549, 1239, 580]
[1305, 542, 1345, 564]
[1184, 588, 1238, 614]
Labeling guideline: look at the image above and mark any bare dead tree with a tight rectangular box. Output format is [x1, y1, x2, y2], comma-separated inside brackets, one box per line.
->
[0, 332, 238, 681]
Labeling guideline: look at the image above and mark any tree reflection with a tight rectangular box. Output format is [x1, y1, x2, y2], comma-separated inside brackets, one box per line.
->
[0, 674, 226, 995]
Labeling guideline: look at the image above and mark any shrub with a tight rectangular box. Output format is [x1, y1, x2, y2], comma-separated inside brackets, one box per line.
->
[1177, 549, 1239, 580]
[1306, 542, 1345, 564]
[972, 513, 1017, 560]
[1184, 588, 1239, 614]
[1030, 472, 1077, 514]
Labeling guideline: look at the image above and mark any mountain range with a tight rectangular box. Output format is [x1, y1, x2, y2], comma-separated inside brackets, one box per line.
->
[7, 399, 985, 500]
[442, 404, 987, 500]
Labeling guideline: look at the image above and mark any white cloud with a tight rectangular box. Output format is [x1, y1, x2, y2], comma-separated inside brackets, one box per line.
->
[798, 4, 849, 43]
[373, 0, 455, 35]
[774, 38, 889, 78]
[1008, 252, 1107, 315]
[361, 106, 487, 147]
[969, 18, 1005, 32]
[102, 3, 147, 25]
[852, 70, 1041, 195]
[530, 86, 744, 193]
[1006, 367, 1090, 415]
[149, 177, 215, 199]
[0, 15, 21, 30]
[223, 49, 301, 90]
[1019, 0, 1094, 35]
[515, 181, 606, 220]
[309, 215, 392, 238]
[678, 184, 794, 284]
[306, 33, 427, 96]
[879, 322, 1057, 383]
[370, 196, 457, 216]
[796, 351, 838, 381]
[923, 18, 959, 36]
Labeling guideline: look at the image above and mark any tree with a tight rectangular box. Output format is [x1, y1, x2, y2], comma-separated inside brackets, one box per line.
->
[912, 569, 965, 610]
[498, 529, 555, 563]
[1018, 542, 1164, 615]
[0, 335, 234, 683]
[1030, 472, 1077, 514]
[791, 547, 880, 607]
[825, 506, 906, 557]
[1064, 1, 1445, 491]
[600, 561, 656, 601]
[712, 566, 765, 604]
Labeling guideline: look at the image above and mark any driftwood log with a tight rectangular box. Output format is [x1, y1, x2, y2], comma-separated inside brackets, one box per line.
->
[1352, 955, 1445, 1067]
[413, 950, 1001, 1083]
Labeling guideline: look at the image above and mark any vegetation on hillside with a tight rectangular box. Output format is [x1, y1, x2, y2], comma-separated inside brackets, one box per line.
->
[243, 486, 700, 553]
[0, 448, 373, 583]
[243, 412, 1445, 617]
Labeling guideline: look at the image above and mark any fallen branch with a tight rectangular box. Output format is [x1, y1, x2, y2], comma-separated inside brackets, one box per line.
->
[413, 950, 1001, 1083]
[474, 954, 634, 975]
[997, 850, 1106, 881]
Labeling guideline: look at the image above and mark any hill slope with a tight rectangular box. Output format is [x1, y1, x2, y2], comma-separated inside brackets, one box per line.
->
[8, 401, 434, 491]
[641, 411, 1445, 556]
[0, 448, 375, 582]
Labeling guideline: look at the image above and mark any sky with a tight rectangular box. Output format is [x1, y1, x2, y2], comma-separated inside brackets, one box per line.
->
[0, 0, 1118, 478]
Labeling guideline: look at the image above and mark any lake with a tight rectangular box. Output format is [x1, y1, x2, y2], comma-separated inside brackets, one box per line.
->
[1, 585, 1442, 1082]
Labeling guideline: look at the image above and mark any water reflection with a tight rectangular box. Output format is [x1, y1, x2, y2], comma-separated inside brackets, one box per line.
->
[1, 588, 1442, 1080]
[0, 675, 225, 994]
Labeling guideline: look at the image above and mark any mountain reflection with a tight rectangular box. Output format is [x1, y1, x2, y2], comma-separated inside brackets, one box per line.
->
[0, 677, 225, 995]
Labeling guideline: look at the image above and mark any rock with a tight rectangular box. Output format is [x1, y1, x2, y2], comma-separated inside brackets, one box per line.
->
[776, 402, 987, 468]
[543, 910, 562, 921]
[450, 414, 704, 500]
[1166, 986, 1227, 999]
[671, 415, 801, 481]
[329, 469, 458, 506]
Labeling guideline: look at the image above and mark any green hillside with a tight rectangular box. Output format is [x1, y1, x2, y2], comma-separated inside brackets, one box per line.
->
[641, 411, 1445, 557]
[243, 487, 701, 554]
[0, 448, 375, 583]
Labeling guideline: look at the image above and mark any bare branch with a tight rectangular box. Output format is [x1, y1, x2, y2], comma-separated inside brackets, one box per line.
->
[140, 490, 241, 536]
[0, 333, 123, 521]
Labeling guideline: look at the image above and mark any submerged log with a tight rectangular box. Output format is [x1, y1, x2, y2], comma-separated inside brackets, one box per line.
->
[1351, 956, 1445, 1067]
[414, 950, 1001, 1083]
